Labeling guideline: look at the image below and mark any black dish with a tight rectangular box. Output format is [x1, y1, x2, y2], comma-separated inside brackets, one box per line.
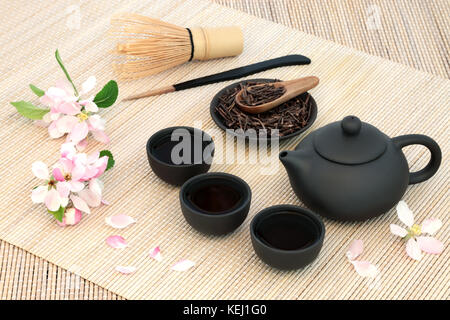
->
[210, 78, 317, 142]
[146, 126, 214, 186]
[180, 172, 251, 235]
[250, 205, 325, 270]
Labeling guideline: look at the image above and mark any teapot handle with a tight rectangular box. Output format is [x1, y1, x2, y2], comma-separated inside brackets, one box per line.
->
[393, 134, 441, 185]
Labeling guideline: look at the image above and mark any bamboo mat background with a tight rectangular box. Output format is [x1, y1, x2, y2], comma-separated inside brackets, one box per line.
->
[0, 0, 448, 300]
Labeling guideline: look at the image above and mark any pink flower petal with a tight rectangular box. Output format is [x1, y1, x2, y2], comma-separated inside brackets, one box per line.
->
[87, 151, 100, 164]
[81, 76, 96, 94]
[76, 139, 88, 151]
[71, 163, 86, 182]
[106, 235, 128, 249]
[48, 121, 64, 139]
[390, 224, 408, 238]
[89, 178, 103, 197]
[78, 189, 101, 207]
[55, 79, 75, 96]
[57, 102, 80, 116]
[49, 111, 60, 121]
[80, 99, 98, 112]
[115, 266, 136, 275]
[70, 194, 91, 214]
[45, 188, 62, 211]
[346, 239, 364, 261]
[406, 238, 422, 261]
[91, 130, 110, 144]
[59, 158, 74, 174]
[32, 161, 49, 180]
[417, 236, 444, 255]
[101, 199, 110, 205]
[396, 201, 414, 227]
[93, 156, 108, 178]
[56, 115, 78, 133]
[65, 208, 82, 225]
[52, 167, 65, 181]
[421, 218, 442, 235]
[105, 215, 136, 229]
[87, 114, 105, 131]
[350, 261, 379, 278]
[69, 121, 89, 144]
[60, 142, 77, 159]
[171, 259, 195, 271]
[69, 180, 85, 192]
[31, 186, 47, 203]
[149, 246, 162, 262]
[57, 208, 82, 227]
[56, 181, 71, 198]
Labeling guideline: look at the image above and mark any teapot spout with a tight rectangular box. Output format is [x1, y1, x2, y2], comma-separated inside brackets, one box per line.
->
[279, 149, 308, 175]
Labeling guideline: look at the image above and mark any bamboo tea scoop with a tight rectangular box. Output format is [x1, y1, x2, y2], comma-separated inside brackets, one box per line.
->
[124, 55, 311, 101]
[235, 76, 319, 114]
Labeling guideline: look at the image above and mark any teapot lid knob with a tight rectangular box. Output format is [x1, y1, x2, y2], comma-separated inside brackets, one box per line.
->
[341, 116, 361, 135]
[314, 115, 387, 165]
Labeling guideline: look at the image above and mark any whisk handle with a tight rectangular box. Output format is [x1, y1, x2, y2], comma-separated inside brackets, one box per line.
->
[173, 55, 311, 91]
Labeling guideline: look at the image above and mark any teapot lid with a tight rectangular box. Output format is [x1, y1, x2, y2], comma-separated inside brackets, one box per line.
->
[314, 116, 387, 164]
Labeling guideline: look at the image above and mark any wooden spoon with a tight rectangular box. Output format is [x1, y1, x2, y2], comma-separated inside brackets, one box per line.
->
[235, 76, 319, 114]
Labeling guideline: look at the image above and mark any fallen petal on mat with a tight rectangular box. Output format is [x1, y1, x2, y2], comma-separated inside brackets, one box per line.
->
[171, 259, 195, 271]
[406, 238, 423, 261]
[421, 218, 442, 235]
[346, 239, 364, 260]
[149, 246, 162, 262]
[396, 201, 414, 227]
[416, 236, 444, 255]
[115, 266, 136, 275]
[106, 235, 128, 249]
[105, 214, 136, 229]
[350, 260, 379, 278]
[390, 224, 408, 238]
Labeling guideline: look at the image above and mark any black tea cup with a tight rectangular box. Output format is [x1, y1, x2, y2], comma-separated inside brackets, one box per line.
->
[250, 204, 325, 270]
[146, 126, 214, 186]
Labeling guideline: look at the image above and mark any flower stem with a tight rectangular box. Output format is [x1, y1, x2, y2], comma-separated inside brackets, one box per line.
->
[55, 49, 79, 96]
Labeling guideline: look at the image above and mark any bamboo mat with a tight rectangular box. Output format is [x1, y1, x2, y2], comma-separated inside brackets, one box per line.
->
[0, 0, 448, 300]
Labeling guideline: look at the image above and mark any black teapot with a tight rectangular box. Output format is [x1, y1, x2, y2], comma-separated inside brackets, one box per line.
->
[279, 116, 442, 221]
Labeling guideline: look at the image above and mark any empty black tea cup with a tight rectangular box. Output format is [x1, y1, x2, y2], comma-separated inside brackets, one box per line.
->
[146, 126, 214, 186]
[180, 172, 251, 235]
[250, 205, 325, 270]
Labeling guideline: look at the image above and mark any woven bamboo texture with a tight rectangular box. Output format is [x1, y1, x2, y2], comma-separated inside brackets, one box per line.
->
[0, 0, 448, 300]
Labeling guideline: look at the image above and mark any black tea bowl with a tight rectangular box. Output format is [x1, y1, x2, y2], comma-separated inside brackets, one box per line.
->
[250, 204, 325, 270]
[180, 172, 252, 235]
[146, 126, 214, 186]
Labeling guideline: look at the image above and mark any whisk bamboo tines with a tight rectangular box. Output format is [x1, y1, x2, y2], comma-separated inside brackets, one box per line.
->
[110, 13, 244, 79]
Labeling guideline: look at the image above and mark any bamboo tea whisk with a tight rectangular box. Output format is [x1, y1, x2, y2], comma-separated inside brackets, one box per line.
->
[110, 13, 244, 79]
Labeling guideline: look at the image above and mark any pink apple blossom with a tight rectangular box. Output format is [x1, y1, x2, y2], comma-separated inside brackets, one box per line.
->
[39, 77, 109, 149]
[31, 161, 69, 211]
[390, 201, 444, 260]
[31, 143, 113, 222]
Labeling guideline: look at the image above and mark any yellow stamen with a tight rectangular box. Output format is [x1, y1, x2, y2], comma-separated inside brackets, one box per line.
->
[410, 224, 421, 236]
[77, 112, 89, 121]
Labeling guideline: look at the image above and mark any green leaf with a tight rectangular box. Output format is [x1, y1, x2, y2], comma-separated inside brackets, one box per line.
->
[10, 101, 50, 120]
[29, 84, 45, 97]
[48, 206, 65, 222]
[55, 49, 78, 96]
[99, 150, 115, 171]
[93, 80, 118, 108]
